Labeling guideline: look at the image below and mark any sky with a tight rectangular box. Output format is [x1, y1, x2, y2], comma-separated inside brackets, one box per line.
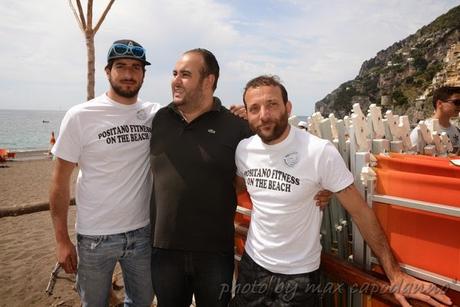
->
[0, 0, 459, 116]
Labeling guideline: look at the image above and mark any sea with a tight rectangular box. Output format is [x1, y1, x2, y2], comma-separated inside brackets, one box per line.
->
[0, 109, 66, 152]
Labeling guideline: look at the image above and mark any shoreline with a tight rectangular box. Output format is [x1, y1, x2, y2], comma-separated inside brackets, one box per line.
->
[15, 149, 51, 161]
[4, 149, 51, 161]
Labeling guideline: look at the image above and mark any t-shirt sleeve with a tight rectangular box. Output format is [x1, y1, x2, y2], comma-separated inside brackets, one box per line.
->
[235, 142, 245, 177]
[317, 142, 354, 192]
[51, 109, 82, 163]
[235, 118, 252, 177]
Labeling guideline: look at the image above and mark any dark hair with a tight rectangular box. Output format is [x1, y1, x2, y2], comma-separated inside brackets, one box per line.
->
[105, 60, 146, 74]
[184, 48, 219, 91]
[105, 61, 114, 71]
[432, 86, 460, 109]
[243, 75, 288, 105]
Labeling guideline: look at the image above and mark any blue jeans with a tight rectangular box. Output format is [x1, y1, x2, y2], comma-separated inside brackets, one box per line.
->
[151, 247, 234, 307]
[76, 224, 153, 307]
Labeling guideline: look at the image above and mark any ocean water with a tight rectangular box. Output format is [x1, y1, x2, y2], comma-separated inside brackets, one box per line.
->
[0, 109, 66, 151]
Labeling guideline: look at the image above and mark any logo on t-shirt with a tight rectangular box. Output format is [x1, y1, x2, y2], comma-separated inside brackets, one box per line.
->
[283, 152, 299, 167]
[136, 109, 147, 120]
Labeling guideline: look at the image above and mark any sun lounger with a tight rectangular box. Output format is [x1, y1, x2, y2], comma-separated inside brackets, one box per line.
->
[0, 149, 8, 165]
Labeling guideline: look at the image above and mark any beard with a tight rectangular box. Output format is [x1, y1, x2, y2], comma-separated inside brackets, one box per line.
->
[252, 110, 290, 144]
[109, 78, 143, 98]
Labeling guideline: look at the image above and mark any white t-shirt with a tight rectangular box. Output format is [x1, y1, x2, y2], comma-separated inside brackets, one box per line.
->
[235, 127, 354, 274]
[410, 118, 460, 154]
[52, 94, 161, 235]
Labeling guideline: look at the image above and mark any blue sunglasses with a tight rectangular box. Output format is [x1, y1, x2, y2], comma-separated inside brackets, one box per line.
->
[109, 43, 145, 58]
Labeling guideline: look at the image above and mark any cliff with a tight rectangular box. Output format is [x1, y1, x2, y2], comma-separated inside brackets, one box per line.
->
[315, 5, 460, 123]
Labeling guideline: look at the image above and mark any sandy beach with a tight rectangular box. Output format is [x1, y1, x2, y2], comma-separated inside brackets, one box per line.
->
[0, 152, 81, 306]
[0, 151, 77, 210]
[0, 208, 80, 306]
[0, 151, 133, 306]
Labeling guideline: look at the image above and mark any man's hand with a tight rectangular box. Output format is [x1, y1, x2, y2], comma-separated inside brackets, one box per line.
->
[229, 104, 247, 120]
[389, 272, 452, 307]
[314, 189, 332, 210]
[56, 238, 77, 274]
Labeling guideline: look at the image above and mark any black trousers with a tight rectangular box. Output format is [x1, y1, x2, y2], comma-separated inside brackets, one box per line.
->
[151, 247, 234, 307]
[231, 252, 321, 307]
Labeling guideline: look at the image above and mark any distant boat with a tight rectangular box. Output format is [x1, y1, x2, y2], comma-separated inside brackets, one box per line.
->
[42, 120, 50, 123]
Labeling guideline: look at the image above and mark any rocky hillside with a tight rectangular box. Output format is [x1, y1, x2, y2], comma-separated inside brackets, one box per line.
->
[315, 5, 460, 123]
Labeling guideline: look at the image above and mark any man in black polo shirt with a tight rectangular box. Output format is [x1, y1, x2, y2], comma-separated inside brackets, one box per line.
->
[149, 48, 251, 307]
[149, 49, 332, 307]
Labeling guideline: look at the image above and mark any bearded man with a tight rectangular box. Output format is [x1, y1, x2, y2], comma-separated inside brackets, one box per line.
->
[50, 39, 159, 307]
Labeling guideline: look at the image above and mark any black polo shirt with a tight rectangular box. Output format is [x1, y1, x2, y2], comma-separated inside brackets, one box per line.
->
[150, 97, 252, 252]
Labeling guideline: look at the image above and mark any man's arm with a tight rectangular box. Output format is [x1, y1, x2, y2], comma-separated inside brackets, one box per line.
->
[234, 175, 246, 194]
[336, 184, 452, 307]
[49, 158, 77, 274]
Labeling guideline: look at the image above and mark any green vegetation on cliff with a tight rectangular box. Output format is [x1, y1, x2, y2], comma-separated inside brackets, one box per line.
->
[315, 5, 460, 123]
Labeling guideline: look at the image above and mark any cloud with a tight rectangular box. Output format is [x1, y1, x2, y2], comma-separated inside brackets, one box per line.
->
[0, 0, 458, 115]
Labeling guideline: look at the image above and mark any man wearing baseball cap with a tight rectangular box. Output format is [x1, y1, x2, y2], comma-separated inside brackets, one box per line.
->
[50, 39, 159, 306]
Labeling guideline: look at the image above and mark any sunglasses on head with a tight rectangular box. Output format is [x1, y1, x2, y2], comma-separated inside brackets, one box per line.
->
[109, 43, 145, 58]
[444, 99, 460, 107]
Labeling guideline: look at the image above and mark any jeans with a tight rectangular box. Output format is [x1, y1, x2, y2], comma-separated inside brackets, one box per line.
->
[76, 224, 153, 307]
[151, 247, 234, 307]
[230, 252, 320, 307]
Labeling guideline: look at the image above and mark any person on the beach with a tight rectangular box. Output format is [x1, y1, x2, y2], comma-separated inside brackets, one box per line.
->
[230, 75, 452, 307]
[49, 39, 159, 306]
[48, 131, 56, 156]
[149, 49, 332, 306]
[410, 86, 460, 154]
[149, 48, 251, 307]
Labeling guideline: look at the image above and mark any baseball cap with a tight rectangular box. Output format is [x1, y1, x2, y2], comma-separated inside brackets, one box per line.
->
[107, 39, 151, 65]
